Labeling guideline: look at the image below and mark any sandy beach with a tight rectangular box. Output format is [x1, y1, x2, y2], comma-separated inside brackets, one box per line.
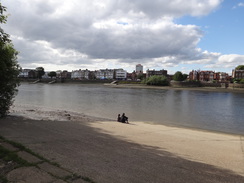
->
[0, 107, 244, 182]
[91, 121, 244, 176]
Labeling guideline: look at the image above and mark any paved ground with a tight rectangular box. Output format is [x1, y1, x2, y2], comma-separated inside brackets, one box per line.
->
[0, 137, 88, 183]
[1, 116, 244, 183]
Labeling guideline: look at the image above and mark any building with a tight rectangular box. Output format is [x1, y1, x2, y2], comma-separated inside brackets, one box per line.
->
[18, 69, 37, 78]
[189, 70, 230, 82]
[214, 72, 229, 82]
[95, 69, 114, 80]
[232, 69, 244, 79]
[61, 70, 71, 79]
[146, 69, 167, 78]
[189, 70, 199, 81]
[136, 64, 143, 73]
[19, 69, 32, 78]
[199, 71, 214, 82]
[71, 69, 90, 80]
[115, 69, 127, 80]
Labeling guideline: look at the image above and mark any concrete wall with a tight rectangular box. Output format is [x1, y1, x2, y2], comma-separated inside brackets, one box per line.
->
[229, 83, 244, 88]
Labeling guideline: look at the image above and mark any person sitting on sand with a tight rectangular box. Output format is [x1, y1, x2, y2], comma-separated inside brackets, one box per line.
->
[117, 114, 121, 122]
[121, 113, 129, 124]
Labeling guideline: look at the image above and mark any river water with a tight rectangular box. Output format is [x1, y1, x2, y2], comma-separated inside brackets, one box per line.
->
[14, 83, 244, 135]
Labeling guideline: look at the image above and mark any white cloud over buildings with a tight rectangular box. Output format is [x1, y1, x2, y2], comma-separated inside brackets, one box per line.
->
[2, 0, 243, 73]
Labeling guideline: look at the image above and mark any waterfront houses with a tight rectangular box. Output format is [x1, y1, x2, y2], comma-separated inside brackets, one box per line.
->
[146, 69, 167, 78]
[71, 69, 90, 80]
[232, 69, 244, 79]
[95, 69, 114, 80]
[199, 71, 214, 82]
[18, 64, 244, 83]
[18, 69, 32, 78]
[115, 69, 127, 80]
[189, 70, 230, 82]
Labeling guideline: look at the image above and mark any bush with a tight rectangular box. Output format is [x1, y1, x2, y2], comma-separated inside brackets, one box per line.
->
[240, 79, 244, 84]
[142, 75, 169, 86]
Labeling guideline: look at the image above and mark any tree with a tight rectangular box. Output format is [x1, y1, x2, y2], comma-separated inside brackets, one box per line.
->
[183, 74, 188, 81]
[48, 71, 57, 79]
[173, 71, 185, 81]
[0, 3, 20, 118]
[142, 75, 169, 86]
[36, 67, 45, 79]
[235, 65, 244, 70]
[136, 72, 145, 81]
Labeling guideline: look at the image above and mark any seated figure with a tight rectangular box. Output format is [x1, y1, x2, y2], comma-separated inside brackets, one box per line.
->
[121, 113, 129, 123]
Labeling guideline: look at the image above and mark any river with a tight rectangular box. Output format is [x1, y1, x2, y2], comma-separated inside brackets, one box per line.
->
[14, 83, 244, 135]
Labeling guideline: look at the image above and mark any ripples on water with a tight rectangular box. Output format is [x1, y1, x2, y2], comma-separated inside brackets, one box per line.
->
[15, 83, 244, 135]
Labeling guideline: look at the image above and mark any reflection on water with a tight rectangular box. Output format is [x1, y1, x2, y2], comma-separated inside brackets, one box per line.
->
[15, 83, 244, 135]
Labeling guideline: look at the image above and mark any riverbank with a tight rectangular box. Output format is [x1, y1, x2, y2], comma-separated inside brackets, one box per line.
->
[20, 79, 244, 93]
[0, 107, 244, 182]
[106, 83, 244, 93]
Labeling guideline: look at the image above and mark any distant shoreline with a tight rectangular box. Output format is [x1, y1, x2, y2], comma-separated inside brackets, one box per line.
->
[19, 80, 244, 93]
[105, 83, 244, 93]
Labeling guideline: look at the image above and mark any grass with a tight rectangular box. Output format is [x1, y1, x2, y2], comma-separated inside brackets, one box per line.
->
[0, 135, 60, 167]
[0, 145, 30, 167]
[0, 176, 8, 183]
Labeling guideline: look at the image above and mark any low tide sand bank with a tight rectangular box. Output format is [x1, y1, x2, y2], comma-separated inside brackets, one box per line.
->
[91, 121, 244, 176]
[106, 84, 244, 93]
[5, 105, 244, 180]
[9, 105, 244, 176]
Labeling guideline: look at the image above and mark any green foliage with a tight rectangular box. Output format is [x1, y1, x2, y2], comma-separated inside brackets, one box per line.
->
[182, 74, 188, 81]
[233, 78, 241, 83]
[0, 3, 20, 117]
[235, 65, 244, 70]
[142, 75, 169, 86]
[136, 73, 145, 80]
[173, 71, 185, 81]
[0, 4, 10, 43]
[48, 71, 57, 78]
[36, 67, 45, 79]
[240, 79, 244, 84]
[0, 146, 30, 166]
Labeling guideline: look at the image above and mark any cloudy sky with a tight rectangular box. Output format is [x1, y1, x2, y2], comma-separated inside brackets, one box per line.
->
[2, 0, 244, 74]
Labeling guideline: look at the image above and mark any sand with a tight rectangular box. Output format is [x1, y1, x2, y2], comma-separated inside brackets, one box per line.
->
[1, 105, 244, 182]
[90, 121, 244, 176]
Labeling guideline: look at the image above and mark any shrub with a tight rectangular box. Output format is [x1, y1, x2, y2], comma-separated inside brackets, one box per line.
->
[240, 79, 244, 84]
[142, 75, 169, 86]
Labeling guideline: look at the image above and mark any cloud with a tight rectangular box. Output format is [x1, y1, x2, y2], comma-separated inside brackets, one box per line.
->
[2, 0, 231, 72]
[233, 2, 244, 9]
[238, 3, 244, 7]
[204, 54, 244, 72]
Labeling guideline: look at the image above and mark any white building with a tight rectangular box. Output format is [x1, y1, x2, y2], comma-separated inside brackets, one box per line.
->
[115, 69, 127, 80]
[71, 69, 90, 80]
[136, 64, 143, 73]
[19, 69, 32, 78]
[95, 69, 114, 79]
